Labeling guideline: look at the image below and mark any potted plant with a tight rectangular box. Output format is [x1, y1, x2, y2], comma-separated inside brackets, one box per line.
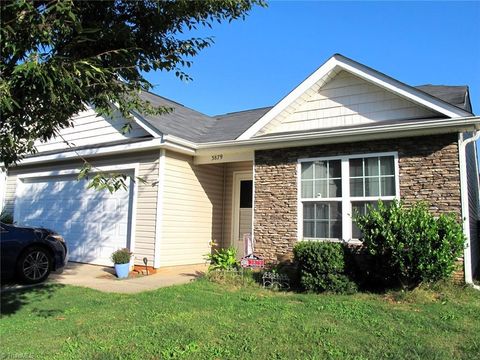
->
[111, 248, 133, 279]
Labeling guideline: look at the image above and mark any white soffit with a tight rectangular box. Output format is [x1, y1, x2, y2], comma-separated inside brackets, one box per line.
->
[237, 54, 471, 140]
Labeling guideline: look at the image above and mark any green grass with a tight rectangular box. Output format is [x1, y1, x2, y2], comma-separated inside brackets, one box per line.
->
[1, 279, 480, 359]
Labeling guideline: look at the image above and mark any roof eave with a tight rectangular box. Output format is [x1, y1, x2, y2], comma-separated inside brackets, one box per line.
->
[194, 116, 480, 154]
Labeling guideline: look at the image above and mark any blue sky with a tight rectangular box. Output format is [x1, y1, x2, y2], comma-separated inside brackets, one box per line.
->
[145, 1, 479, 116]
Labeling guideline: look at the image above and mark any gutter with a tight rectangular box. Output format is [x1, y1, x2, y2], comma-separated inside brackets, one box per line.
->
[14, 137, 196, 166]
[458, 130, 480, 288]
[193, 116, 480, 152]
[11, 116, 480, 166]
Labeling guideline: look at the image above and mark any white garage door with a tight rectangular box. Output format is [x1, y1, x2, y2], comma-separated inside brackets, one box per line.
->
[14, 174, 133, 266]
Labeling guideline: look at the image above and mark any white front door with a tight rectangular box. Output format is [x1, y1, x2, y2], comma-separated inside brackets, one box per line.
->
[14, 174, 133, 266]
[232, 172, 253, 259]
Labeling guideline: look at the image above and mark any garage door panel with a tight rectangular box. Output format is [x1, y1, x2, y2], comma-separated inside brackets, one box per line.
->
[14, 174, 133, 266]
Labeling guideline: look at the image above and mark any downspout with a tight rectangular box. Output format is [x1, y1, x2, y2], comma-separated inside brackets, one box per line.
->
[458, 131, 480, 289]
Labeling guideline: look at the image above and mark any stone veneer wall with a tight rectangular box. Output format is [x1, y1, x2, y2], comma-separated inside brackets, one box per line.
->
[254, 133, 462, 269]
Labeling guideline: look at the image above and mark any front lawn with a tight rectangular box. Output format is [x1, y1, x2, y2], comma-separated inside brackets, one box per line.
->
[1, 279, 479, 359]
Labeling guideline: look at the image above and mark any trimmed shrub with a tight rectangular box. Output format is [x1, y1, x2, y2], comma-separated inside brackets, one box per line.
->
[354, 200, 465, 288]
[293, 241, 357, 294]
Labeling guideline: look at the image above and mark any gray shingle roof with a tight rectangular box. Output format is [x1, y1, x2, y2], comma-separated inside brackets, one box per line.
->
[415, 85, 472, 113]
[202, 106, 272, 142]
[139, 84, 472, 143]
[138, 91, 216, 142]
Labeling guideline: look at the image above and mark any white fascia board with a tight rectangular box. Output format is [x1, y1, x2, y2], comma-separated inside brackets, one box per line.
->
[197, 116, 480, 154]
[162, 134, 198, 149]
[129, 109, 163, 138]
[18, 138, 164, 165]
[237, 57, 338, 140]
[336, 55, 471, 118]
[14, 137, 196, 167]
[237, 54, 471, 140]
[108, 101, 163, 138]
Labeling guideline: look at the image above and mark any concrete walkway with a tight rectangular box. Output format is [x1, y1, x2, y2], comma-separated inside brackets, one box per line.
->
[3, 262, 208, 294]
[52, 262, 208, 293]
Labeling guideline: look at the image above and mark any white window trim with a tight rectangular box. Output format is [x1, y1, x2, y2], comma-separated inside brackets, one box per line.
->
[297, 151, 400, 243]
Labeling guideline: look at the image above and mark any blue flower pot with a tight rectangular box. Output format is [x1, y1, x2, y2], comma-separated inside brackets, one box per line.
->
[114, 263, 130, 279]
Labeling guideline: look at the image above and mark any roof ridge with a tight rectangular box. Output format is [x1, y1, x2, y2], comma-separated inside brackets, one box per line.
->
[141, 89, 215, 120]
[214, 106, 273, 118]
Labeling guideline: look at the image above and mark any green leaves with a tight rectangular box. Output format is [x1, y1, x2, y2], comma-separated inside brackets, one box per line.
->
[1, 0, 265, 167]
[205, 247, 239, 271]
[77, 161, 146, 193]
[354, 200, 465, 287]
[110, 248, 133, 265]
[293, 242, 357, 294]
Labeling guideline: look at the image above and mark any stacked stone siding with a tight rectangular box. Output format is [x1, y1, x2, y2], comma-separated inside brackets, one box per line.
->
[254, 133, 462, 266]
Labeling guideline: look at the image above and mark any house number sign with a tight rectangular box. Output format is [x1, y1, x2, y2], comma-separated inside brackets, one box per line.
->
[211, 154, 223, 161]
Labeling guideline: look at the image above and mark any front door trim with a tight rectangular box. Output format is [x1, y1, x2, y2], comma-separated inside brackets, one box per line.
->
[231, 171, 253, 256]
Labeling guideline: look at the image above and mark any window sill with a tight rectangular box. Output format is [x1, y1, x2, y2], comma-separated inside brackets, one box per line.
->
[300, 238, 363, 245]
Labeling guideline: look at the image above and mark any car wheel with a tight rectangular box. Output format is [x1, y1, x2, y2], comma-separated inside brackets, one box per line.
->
[17, 246, 52, 284]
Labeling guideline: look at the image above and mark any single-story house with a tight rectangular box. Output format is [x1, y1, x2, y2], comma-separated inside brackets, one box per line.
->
[2, 54, 479, 284]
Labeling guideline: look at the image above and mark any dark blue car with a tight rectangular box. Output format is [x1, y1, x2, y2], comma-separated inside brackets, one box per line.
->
[0, 222, 68, 284]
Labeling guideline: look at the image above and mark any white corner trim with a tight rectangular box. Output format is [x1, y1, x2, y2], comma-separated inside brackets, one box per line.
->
[237, 54, 471, 140]
[129, 166, 140, 262]
[458, 131, 480, 284]
[154, 149, 166, 268]
[251, 156, 256, 250]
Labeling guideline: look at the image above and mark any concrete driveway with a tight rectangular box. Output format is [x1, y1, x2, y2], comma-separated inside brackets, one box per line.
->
[3, 262, 208, 294]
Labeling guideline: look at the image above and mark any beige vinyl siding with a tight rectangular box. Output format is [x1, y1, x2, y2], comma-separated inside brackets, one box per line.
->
[4, 151, 159, 266]
[161, 151, 224, 266]
[34, 107, 150, 153]
[259, 70, 440, 135]
[465, 135, 480, 277]
[222, 162, 253, 248]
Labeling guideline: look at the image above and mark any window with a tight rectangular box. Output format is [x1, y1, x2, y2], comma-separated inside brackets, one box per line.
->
[299, 153, 398, 241]
[300, 160, 342, 239]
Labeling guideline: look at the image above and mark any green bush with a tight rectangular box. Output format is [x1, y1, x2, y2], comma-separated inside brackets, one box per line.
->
[205, 247, 239, 271]
[0, 211, 14, 224]
[293, 242, 357, 294]
[354, 200, 465, 287]
[111, 248, 133, 264]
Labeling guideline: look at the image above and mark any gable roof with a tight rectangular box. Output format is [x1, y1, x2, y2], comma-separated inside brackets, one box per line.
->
[236, 54, 473, 140]
[134, 54, 473, 144]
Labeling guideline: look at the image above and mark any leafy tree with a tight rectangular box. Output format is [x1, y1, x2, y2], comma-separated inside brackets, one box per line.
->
[1, 0, 264, 190]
